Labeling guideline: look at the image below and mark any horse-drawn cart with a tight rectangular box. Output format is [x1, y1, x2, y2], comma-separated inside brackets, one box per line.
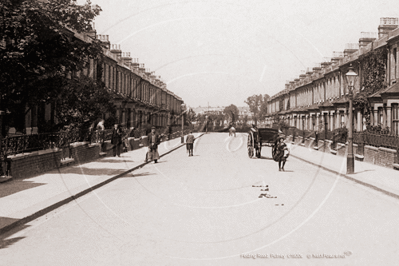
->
[247, 127, 279, 158]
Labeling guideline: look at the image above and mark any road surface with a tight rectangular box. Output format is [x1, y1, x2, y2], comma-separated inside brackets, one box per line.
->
[1, 133, 399, 265]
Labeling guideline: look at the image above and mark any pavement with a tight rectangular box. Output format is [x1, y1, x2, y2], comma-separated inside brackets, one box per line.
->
[0, 132, 399, 237]
[286, 140, 399, 200]
[0, 133, 203, 236]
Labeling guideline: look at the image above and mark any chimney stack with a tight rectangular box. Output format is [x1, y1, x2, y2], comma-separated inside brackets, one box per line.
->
[332, 51, 344, 64]
[121, 52, 132, 67]
[343, 43, 359, 57]
[96, 34, 110, 49]
[139, 63, 145, 74]
[359, 32, 377, 49]
[378, 17, 398, 39]
[110, 44, 122, 59]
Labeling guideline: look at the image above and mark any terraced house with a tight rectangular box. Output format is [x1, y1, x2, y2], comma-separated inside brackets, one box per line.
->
[97, 35, 183, 129]
[18, 30, 183, 136]
[266, 17, 399, 136]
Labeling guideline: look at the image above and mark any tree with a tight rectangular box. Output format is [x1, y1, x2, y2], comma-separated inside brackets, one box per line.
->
[245, 94, 269, 125]
[55, 76, 116, 127]
[185, 108, 196, 125]
[259, 94, 270, 120]
[0, 0, 104, 131]
[242, 115, 249, 127]
[223, 104, 239, 124]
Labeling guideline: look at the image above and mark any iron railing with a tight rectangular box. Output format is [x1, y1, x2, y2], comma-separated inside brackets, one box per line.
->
[353, 132, 399, 149]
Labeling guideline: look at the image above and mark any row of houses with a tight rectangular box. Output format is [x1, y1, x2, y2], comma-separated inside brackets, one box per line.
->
[21, 28, 184, 135]
[265, 17, 399, 136]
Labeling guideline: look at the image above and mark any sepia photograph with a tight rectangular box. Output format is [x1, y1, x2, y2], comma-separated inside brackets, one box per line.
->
[1, 0, 399, 265]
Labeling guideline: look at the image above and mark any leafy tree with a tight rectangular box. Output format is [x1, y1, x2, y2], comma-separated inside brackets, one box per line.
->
[0, 0, 105, 132]
[185, 108, 196, 125]
[223, 104, 239, 124]
[245, 94, 269, 125]
[242, 115, 248, 126]
[55, 75, 116, 127]
[259, 94, 270, 120]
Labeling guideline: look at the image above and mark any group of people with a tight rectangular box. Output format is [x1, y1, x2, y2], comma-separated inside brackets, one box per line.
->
[111, 123, 197, 162]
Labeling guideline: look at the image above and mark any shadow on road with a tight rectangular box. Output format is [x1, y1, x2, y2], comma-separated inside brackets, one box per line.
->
[120, 172, 155, 178]
[0, 180, 45, 198]
[0, 217, 29, 249]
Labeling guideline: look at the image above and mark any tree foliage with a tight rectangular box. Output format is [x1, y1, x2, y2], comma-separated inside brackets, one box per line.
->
[0, 0, 106, 131]
[245, 94, 270, 124]
[354, 47, 388, 127]
[359, 48, 388, 96]
[223, 104, 239, 123]
[185, 108, 196, 125]
[55, 76, 115, 126]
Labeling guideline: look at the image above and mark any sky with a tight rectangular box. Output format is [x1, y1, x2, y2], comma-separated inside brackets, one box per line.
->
[81, 0, 399, 108]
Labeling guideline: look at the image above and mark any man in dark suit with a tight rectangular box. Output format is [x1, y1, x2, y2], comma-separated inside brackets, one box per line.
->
[111, 124, 122, 157]
[147, 126, 161, 163]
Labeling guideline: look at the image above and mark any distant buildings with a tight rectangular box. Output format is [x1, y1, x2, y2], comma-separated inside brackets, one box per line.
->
[192, 106, 254, 125]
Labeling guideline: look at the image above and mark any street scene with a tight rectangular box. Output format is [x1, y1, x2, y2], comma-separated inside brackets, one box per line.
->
[1, 0, 399, 265]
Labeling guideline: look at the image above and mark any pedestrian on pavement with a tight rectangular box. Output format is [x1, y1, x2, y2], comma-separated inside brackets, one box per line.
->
[275, 136, 289, 171]
[146, 126, 161, 163]
[111, 124, 122, 157]
[186, 131, 195, 156]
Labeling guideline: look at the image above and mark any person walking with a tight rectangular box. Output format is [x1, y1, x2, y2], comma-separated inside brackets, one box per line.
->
[186, 131, 195, 156]
[147, 126, 161, 163]
[111, 124, 122, 157]
[231, 126, 236, 137]
[274, 136, 289, 171]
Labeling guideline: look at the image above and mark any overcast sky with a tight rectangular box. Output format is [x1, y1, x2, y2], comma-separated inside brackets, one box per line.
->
[83, 0, 399, 108]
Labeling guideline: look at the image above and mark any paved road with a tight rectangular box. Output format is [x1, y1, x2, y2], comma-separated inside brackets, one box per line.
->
[1, 133, 399, 265]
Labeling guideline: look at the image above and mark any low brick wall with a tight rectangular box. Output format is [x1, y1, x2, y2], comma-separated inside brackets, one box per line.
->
[5, 133, 188, 179]
[70, 142, 101, 164]
[287, 133, 398, 171]
[376, 147, 396, 168]
[8, 149, 63, 179]
[364, 145, 378, 164]
[337, 143, 346, 157]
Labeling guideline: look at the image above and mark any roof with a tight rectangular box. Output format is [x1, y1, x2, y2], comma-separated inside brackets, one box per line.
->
[307, 104, 321, 110]
[332, 95, 349, 104]
[319, 101, 334, 107]
[381, 82, 399, 95]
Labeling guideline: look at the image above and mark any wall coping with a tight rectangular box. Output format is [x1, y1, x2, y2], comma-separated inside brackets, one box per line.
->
[70, 142, 90, 148]
[364, 145, 379, 151]
[88, 143, 101, 148]
[378, 146, 397, 153]
[8, 148, 61, 161]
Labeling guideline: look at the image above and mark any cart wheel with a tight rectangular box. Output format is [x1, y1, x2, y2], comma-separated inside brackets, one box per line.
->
[248, 147, 254, 158]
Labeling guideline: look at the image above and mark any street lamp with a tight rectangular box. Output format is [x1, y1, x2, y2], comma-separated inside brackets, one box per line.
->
[181, 104, 186, 143]
[346, 64, 358, 174]
[205, 115, 208, 134]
